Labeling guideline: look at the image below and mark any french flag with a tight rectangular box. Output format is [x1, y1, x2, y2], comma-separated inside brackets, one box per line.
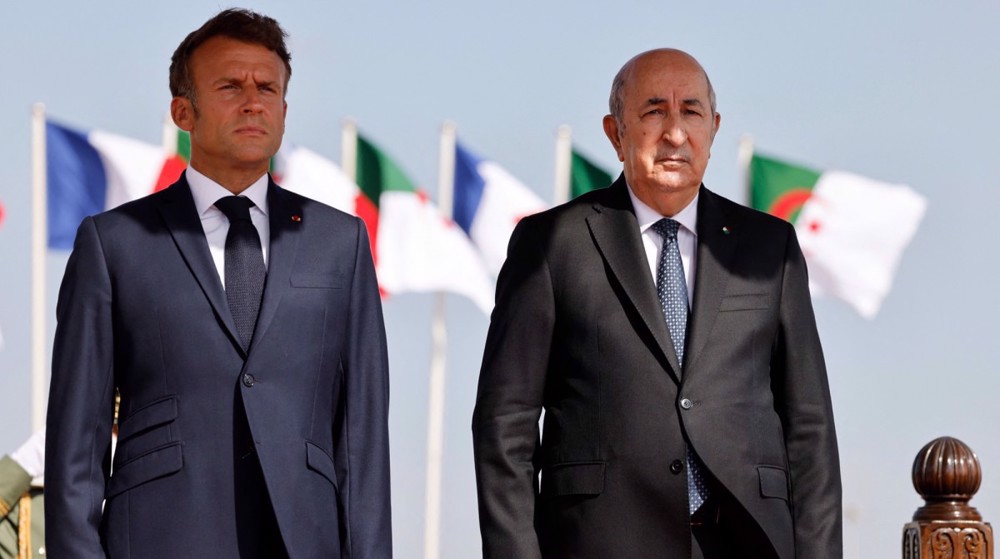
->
[452, 141, 547, 276]
[46, 120, 178, 249]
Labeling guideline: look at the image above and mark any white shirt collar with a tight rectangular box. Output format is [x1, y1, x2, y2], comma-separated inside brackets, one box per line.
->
[626, 182, 699, 237]
[186, 166, 270, 217]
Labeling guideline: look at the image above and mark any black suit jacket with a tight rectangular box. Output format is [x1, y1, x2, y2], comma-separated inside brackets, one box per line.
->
[472, 178, 841, 558]
[45, 176, 392, 558]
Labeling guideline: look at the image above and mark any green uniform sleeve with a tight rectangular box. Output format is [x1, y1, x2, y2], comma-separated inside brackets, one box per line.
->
[0, 457, 31, 518]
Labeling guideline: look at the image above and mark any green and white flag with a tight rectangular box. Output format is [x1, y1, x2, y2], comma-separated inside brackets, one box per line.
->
[355, 133, 495, 314]
[749, 152, 926, 319]
[571, 148, 613, 199]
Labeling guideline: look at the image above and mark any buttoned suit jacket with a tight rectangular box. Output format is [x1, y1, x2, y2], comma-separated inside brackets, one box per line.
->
[45, 176, 391, 559]
[472, 177, 841, 559]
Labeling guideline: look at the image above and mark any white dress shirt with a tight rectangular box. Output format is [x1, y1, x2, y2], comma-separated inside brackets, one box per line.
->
[626, 185, 698, 306]
[186, 166, 270, 286]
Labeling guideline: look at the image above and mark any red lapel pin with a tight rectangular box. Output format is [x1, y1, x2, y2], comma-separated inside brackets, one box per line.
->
[291, 215, 302, 222]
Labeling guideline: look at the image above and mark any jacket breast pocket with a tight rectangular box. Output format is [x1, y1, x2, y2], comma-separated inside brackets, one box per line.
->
[719, 293, 770, 312]
[543, 461, 606, 496]
[291, 271, 345, 289]
[106, 442, 183, 499]
[757, 465, 789, 501]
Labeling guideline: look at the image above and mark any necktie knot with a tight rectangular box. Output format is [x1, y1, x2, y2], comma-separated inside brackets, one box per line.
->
[652, 218, 680, 241]
[215, 196, 255, 223]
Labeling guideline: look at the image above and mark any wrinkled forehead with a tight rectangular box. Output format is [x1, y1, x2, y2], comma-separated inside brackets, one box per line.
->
[624, 52, 710, 102]
[191, 37, 287, 81]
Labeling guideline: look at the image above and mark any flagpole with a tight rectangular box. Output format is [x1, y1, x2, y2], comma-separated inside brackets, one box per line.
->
[423, 120, 456, 559]
[737, 134, 754, 206]
[31, 103, 47, 431]
[553, 125, 572, 205]
[341, 119, 358, 182]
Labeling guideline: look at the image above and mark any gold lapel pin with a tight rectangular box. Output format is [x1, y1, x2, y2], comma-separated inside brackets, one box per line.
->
[291, 215, 302, 222]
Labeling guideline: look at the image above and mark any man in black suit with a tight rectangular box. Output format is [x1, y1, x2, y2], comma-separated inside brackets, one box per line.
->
[472, 48, 841, 558]
[45, 9, 391, 558]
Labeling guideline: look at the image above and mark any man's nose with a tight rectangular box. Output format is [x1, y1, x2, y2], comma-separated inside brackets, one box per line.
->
[241, 88, 264, 113]
[662, 120, 688, 146]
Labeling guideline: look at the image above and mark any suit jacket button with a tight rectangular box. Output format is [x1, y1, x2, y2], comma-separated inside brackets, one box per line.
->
[670, 459, 684, 474]
[242, 373, 255, 387]
[680, 398, 693, 410]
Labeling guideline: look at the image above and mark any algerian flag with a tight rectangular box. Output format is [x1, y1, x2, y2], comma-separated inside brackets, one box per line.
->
[571, 148, 613, 199]
[159, 126, 191, 190]
[749, 152, 927, 319]
[355, 133, 495, 314]
[272, 145, 358, 214]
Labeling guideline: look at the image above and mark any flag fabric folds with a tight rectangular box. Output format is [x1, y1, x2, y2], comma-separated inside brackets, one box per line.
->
[355, 134, 495, 313]
[272, 145, 359, 215]
[453, 141, 546, 276]
[46, 120, 169, 249]
[749, 152, 927, 319]
[571, 148, 613, 199]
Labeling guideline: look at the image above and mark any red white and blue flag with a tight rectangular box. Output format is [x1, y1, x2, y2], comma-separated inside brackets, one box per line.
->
[452, 140, 546, 276]
[46, 120, 173, 249]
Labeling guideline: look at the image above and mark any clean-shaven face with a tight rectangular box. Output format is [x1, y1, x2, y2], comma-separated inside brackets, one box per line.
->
[175, 36, 288, 181]
[604, 49, 720, 216]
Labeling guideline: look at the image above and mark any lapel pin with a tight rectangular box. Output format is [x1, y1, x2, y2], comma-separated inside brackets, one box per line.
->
[722, 226, 730, 235]
[291, 215, 302, 222]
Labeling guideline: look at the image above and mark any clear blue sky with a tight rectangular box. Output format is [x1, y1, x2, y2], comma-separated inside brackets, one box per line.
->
[2, 1, 998, 556]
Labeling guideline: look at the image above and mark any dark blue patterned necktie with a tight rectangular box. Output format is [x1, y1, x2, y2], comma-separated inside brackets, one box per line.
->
[651, 218, 710, 515]
[216, 196, 266, 352]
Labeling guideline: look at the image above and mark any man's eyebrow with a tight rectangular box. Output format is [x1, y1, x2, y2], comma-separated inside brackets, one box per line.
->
[213, 76, 278, 85]
[642, 97, 705, 107]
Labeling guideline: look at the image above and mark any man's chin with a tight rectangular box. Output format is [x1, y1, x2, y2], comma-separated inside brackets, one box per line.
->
[649, 172, 700, 193]
[230, 146, 279, 166]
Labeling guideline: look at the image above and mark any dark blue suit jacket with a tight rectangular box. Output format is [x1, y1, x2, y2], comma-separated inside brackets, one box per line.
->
[45, 176, 392, 558]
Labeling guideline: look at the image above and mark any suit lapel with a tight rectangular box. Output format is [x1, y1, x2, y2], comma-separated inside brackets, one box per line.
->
[684, 187, 739, 374]
[586, 177, 683, 383]
[247, 180, 302, 356]
[158, 177, 243, 354]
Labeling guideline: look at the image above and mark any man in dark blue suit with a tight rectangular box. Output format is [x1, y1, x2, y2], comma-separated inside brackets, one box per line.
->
[45, 9, 392, 558]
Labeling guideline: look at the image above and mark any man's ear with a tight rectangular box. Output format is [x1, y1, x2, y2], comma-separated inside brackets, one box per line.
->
[710, 111, 721, 140]
[602, 115, 625, 162]
[171, 97, 195, 132]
